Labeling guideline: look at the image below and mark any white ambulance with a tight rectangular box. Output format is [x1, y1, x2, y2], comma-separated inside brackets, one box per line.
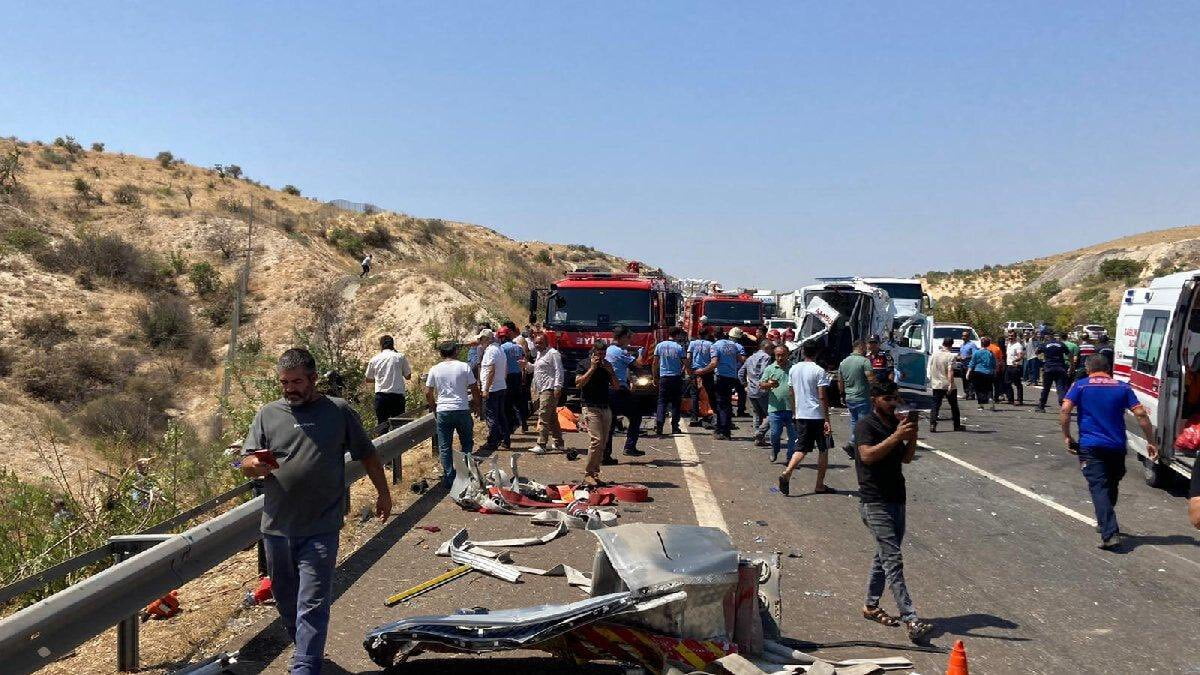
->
[1113, 271, 1200, 487]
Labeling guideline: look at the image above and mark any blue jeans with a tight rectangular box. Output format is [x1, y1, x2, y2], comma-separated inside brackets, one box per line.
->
[860, 501, 916, 622]
[846, 399, 872, 447]
[1079, 448, 1127, 541]
[263, 531, 340, 675]
[436, 410, 474, 487]
[482, 392, 508, 450]
[768, 410, 796, 460]
[656, 375, 683, 431]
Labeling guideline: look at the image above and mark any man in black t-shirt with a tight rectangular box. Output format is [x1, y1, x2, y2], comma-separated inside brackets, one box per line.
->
[853, 380, 932, 642]
[576, 341, 618, 486]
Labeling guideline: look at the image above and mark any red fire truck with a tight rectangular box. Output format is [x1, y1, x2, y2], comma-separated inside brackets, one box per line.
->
[682, 293, 765, 339]
[529, 267, 682, 407]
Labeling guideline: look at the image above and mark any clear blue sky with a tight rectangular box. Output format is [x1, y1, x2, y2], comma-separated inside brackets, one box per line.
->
[3, 2, 1198, 290]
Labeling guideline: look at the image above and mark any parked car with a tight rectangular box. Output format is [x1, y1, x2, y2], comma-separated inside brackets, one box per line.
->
[766, 317, 797, 333]
[932, 323, 979, 351]
[1004, 320, 1035, 333]
[1071, 324, 1108, 341]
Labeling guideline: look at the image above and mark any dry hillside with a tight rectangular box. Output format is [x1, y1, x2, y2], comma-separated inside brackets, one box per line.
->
[921, 223, 1200, 315]
[0, 135, 631, 487]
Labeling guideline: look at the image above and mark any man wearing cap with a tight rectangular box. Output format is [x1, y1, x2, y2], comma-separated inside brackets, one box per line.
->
[605, 325, 649, 460]
[576, 341, 619, 485]
[866, 336, 894, 384]
[476, 328, 510, 453]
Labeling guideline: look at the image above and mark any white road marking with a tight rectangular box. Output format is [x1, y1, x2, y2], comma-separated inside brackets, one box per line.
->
[918, 441, 1098, 527]
[674, 432, 729, 533]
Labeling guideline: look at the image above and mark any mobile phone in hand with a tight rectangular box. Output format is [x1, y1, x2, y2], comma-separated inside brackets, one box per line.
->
[906, 410, 919, 423]
[253, 449, 279, 468]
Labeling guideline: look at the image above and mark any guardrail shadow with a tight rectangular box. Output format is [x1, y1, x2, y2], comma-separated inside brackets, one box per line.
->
[234, 486, 447, 669]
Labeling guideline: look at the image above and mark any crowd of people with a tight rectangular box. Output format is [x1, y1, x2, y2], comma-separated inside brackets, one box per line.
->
[235, 317, 1177, 670]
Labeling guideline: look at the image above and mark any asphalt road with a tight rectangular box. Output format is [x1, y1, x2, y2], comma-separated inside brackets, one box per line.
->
[230, 387, 1200, 674]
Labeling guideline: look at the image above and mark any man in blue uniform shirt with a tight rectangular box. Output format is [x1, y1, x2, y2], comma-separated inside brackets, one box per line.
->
[705, 329, 746, 440]
[1061, 355, 1158, 549]
[605, 325, 649, 460]
[652, 327, 691, 436]
[687, 328, 716, 427]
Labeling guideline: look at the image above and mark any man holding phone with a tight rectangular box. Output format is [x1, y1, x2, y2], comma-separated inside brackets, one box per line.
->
[853, 380, 932, 642]
[240, 348, 392, 675]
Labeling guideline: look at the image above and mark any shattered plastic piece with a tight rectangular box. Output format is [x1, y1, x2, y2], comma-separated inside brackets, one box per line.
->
[803, 591, 833, 598]
[446, 529, 522, 583]
[468, 521, 569, 547]
[362, 591, 638, 667]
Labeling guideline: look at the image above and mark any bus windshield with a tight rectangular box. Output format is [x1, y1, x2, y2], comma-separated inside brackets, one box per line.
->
[874, 282, 923, 302]
[703, 300, 762, 324]
[547, 288, 652, 329]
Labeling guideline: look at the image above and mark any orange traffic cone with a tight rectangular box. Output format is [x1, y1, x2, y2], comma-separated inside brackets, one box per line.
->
[946, 639, 969, 675]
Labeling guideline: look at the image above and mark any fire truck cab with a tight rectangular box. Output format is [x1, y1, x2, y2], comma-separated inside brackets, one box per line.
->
[530, 268, 682, 407]
[683, 293, 765, 339]
[1114, 270, 1200, 487]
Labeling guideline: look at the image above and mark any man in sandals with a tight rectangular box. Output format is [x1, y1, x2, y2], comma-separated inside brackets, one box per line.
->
[853, 380, 932, 641]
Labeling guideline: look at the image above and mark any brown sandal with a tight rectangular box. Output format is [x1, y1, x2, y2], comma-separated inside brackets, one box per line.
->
[862, 605, 900, 627]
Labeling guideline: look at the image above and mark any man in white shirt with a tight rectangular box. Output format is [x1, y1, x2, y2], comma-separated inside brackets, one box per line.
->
[364, 335, 412, 428]
[425, 341, 481, 487]
[360, 253, 372, 278]
[778, 342, 835, 496]
[1004, 331, 1026, 406]
[477, 328, 510, 453]
[530, 333, 566, 455]
[927, 337, 962, 432]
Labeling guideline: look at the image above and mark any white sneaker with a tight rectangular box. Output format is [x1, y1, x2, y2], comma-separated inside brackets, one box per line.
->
[531, 444, 547, 455]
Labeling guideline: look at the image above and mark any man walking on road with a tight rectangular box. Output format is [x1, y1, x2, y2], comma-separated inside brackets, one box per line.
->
[853, 379, 932, 642]
[240, 348, 392, 675]
[708, 329, 745, 440]
[778, 342, 834, 495]
[958, 331, 978, 399]
[839, 340, 874, 455]
[759, 345, 796, 462]
[687, 328, 716, 427]
[1061, 354, 1159, 549]
[653, 327, 691, 436]
[1037, 332, 1072, 412]
[1004, 331, 1025, 405]
[364, 335, 412, 428]
[529, 333, 565, 456]
[928, 337, 963, 432]
[606, 325, 648, 459]
[476, 329, 509, 453]
[968, 336, 998, 412]
[1025, 332, 1043, 385]
[424, 341, 480, 487]
[730, 327, 753, 417]
[577, 341, 619, 486]
[741, 338, 774, 447]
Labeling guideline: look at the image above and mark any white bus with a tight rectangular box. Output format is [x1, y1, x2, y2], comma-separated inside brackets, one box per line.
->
[859, 277, 933, 324]
[1113, 271, 1200, 487]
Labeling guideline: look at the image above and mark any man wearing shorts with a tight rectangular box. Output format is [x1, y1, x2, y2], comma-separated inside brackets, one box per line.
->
[778, 342, 835, 495]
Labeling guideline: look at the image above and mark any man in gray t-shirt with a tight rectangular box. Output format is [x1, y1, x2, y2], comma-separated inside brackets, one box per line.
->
[241, 348, 391, 675]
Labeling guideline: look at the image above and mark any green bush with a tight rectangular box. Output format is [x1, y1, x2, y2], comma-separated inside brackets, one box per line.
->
[37, 232, 164, 290]
[90, 142, 104, 152]
[215, 195, 246, 216]
[361, 223, 392, 249]
[1098, 258, 1144, 282]
[1038, 280, 1061, 298]
[135, 297, 194, 349]
[2, 226, 48, 251]
[15, 344, 128, 404]
[413, 218, 446, 244]
[188, 261, 221, 296]
[18, 312, 75, 349]
[326, 227, 365, 258]
[535, 249, 553, 265]
[188, 332, 215, 367]
[281, 184, 301, 196]
[155, 151, 175, 168]
[53, 136, 83, 156]
[200, 282, 237, 326]
[111, 183, 141, 206]
[166, 249, 186, 276]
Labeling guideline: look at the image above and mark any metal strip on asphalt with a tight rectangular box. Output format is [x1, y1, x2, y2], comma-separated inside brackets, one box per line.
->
[918, 441, 1098, 527]
[674, 432, 729, 533]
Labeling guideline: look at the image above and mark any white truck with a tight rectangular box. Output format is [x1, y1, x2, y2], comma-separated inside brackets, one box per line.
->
[1114, 271, 1200, 487]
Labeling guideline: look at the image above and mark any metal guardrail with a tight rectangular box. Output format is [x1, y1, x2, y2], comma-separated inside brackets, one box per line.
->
[0, 414, 436, 675]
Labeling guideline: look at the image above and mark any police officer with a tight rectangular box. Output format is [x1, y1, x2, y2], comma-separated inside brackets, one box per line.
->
[1037, 332, 1072, 412]
[605, 325, 648, 460]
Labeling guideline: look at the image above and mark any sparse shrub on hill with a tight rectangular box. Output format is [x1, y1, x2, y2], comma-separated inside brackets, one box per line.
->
[18, 312, 75, 349]
[72, 176, 101, 206]
[215, 195, 247, 216]
[155, 151, 177, 168]
[37, 232, 165, 290]
[188, 261, 221, 296]
[0, 344, 12, 377]
[361, 223, 392, 249]
[135, 297, 194, 349]
[0, 148, 26, 203]
[326, 227, 365, 258]
[200, 282, 236, 326]
[413, 218, 446, 245]
[38, 147, 72, 169]
[181, 185, 194, 208]
[203, 224, 242, 260]
[535, 248, 553, 265]
[90, 142, 104, 152]
[188, 332, 215, 367]
[111, 182, 142, 206]
[1, 226, 48, 252]
[166, 249, 186, 276]
[53, 136, 83, 157]
[1099, 258, 1144, 283]
[15, 343, 130, 404]
[282, 184, 301, 196]
[1038, 280, 1061, 298]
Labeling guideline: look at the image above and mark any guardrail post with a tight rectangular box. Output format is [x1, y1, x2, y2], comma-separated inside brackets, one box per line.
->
[113, 548, 139, 672]
[252, 481, 267, 577]
[391, 456, 401, 485]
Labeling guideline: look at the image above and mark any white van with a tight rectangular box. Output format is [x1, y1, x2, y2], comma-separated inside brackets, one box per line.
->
[1113, 272, 1200, 487]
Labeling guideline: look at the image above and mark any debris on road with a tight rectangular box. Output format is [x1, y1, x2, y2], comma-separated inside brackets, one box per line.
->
[168, 651, 240, 675]
[446, 529, 523, 583]
[384, 565, 473, 606]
